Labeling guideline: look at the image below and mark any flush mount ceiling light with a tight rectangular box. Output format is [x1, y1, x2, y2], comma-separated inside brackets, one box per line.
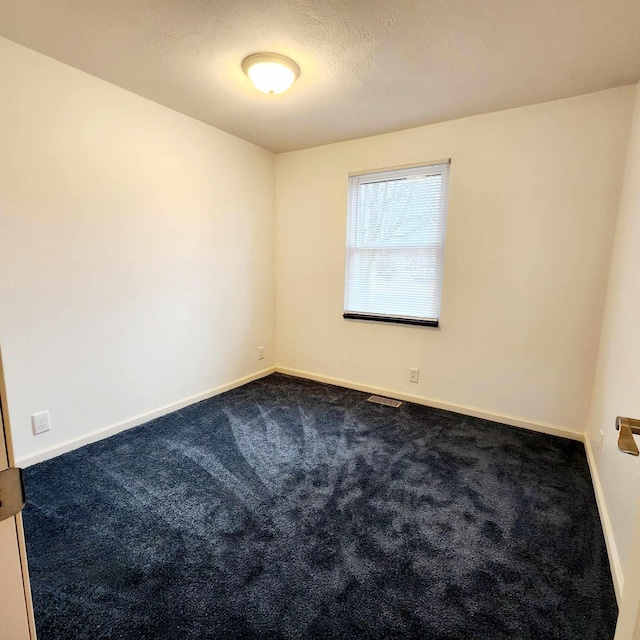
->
[241, 53, 300, 95]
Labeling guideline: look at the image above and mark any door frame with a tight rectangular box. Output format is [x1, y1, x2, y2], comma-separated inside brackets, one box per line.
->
[614, 498, 640, 639]
[0, 345, 37, 639]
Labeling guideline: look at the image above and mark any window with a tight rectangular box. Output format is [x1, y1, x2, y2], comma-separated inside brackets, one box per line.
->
[343, 160, 450, 327]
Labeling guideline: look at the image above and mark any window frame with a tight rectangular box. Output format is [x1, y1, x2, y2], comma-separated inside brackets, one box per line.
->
[343, 160, 450, 328]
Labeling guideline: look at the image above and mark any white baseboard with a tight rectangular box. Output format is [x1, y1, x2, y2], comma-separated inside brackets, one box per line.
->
[584, 437, 624, 602]
[16, 366, 276, 468]
[276, 366, 584, 442]
[16, 361, 622, 601]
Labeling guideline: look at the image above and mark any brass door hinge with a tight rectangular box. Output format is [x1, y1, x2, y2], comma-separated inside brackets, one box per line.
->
[0, 467, 26, 522]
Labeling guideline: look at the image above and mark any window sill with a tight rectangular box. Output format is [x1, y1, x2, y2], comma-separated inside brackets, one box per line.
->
[343, 313, 439, 328]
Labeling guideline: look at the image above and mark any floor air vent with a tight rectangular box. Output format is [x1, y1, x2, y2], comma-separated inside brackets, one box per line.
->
[367, 395, 402, 408]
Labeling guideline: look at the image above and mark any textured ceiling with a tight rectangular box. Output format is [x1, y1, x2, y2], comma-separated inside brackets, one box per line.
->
[2, 1, 640, 153]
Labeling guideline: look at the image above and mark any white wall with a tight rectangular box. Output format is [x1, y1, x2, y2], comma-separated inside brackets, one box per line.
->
[587, 83, 640, 590]
[2, 38, 639, 599]
[276, 88, 635, 433]
[0, 38, 276, 461]
[1, 35, 637, 472]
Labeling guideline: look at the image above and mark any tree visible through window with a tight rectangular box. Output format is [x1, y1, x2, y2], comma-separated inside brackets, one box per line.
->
[344, 161, 450, 326]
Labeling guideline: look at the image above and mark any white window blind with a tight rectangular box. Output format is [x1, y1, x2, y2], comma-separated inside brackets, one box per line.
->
[344, 161, 450, 326]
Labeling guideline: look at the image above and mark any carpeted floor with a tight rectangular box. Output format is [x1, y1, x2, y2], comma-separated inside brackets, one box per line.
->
[23, 373, 617, 639]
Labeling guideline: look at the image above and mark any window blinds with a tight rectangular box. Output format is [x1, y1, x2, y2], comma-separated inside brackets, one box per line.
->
[344, 161, 450, 326]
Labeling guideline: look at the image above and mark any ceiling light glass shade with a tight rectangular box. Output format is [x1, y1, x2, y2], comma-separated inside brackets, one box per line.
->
[242, 53, 300, 95]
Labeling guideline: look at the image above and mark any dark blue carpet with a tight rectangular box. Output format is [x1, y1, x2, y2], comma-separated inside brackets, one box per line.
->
[23, 373, 617, 639]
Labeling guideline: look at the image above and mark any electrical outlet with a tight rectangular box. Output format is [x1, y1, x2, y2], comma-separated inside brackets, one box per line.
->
[409, 368, 419, 383]
[598, 430, 605, 453]
[258, 346, 264, 361]
[32, 411, 50, 435]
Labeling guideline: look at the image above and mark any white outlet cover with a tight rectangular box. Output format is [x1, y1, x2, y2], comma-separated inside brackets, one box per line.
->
[31, 411, 50, 435]
[409, 368, 419, 383]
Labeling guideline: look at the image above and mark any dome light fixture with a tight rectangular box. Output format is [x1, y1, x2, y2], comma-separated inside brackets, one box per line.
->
[242, 53, 300, 95]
